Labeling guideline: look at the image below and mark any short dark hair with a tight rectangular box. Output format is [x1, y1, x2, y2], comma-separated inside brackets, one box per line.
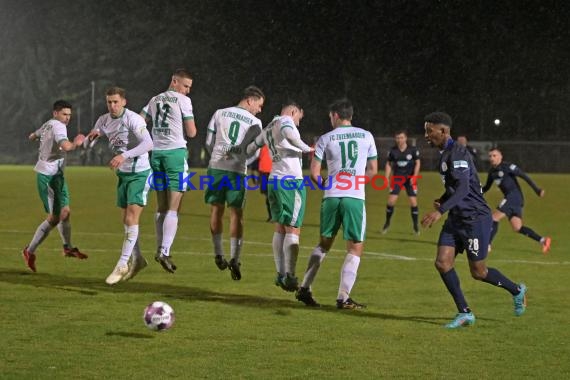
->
[173, 68, 192, 80]
[53, 100, 72, 111]
[329, 98, 353, 120]
[489, 147, 502, 153]
[106, 86, 126, 98]
[243, 85, 265, 101]
[282, 100, 302, 112]
[394, 130, 408, 137]
[424, 111, 452, 127]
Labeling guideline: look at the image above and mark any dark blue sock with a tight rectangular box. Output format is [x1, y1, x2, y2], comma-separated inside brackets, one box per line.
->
[385, 205, 394, 226]
[440, 268, 470, 313]
[490, 221, 499, 243]
[411, 206, 419, 229]
[482, 267, 519, 295]
[518, 226, 542, 242]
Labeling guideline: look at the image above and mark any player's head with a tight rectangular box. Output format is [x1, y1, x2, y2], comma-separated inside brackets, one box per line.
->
[329, 98, 353, 128]
[281, 101, 304, 126]
[456, 135, 468, 146]
[394, 130, 408, 147]
[52, 100, 72, 125]
[424, 111, 452, 148]
[170, 68, 193, 95]
[240, 86, 265, 115]
[105, 86, 127, 118]
[488, 147, 503, 167]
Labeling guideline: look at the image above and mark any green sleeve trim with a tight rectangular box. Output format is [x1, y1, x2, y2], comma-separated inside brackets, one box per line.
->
[183, 116, 194, 120]
[56, 138, 69, 144]
[314, 156, 322, 162]
[367, 155, 377, 160]
[280, 125, 293, 131]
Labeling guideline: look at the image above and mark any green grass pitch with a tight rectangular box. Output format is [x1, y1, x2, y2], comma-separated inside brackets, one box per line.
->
[0, 166, 568, 379]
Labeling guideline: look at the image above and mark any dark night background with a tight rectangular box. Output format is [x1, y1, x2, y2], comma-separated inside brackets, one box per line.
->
[1, 0, 568, 169]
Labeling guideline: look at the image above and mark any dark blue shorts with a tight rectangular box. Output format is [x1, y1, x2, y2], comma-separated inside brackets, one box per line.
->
[497, 197, 523, 219]
[390, 177, 417, 196]
[438, 215, 492, 261]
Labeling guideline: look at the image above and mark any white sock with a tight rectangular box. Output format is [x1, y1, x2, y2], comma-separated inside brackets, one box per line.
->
[283, 233, 300, 275]
[301, 245, 326, 289]
[57, 219, 72, 247]
[118, 225, 139, 266]
[337, 253, 361, 302]
[161, 211, 178, 256]
[28, 220, 55, 253]
[212, 233, 224, 257]
[272, 232, 285, 275]
[230, 237, 242, 262]
[155, 212, 166, 253]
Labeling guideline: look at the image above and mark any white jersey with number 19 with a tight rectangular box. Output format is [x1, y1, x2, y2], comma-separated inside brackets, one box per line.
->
[142, 90, 194, 150]
[315, 125, 378, 200]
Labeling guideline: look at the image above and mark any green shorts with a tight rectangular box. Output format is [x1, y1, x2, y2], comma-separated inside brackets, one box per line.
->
[36, 172, 69, 216]
[150, 149, 189, 192]
[320, 197, 366, 242]
[116, 169, 152, 208]
[204, 168, 246, 209]
[268, 179, 306, 227]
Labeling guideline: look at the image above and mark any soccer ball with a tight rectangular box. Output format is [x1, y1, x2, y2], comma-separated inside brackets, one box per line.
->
[143, 301, 175, 331]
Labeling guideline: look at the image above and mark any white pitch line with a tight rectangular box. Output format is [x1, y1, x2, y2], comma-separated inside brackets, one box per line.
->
[2, 230, 567, 266]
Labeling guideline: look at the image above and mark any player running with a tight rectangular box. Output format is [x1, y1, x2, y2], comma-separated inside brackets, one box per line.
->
[23, 100, 87, 272]
[483, 148, 551, 254]
[421, 112, 527, 328]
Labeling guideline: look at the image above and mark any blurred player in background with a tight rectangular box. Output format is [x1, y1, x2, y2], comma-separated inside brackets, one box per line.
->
[422, 112, 527, 329]
[88, 87, 153, 284]
[296, 98, 378, 309]
[456, 135, 479, 169]
[204, 86, 265, 280]
[23, 100, 87, 272]
[247, 101, 314, 292]
[141, 69, 197, 273]
[483, 148, 551, 254]
[381, 130, 421, 235]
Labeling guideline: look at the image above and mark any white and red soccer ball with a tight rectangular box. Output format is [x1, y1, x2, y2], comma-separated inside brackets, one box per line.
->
[143, 301, 175, 331]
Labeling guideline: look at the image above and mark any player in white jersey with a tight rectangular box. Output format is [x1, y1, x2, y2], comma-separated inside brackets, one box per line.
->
[204, 86, 265, 280]
[87, 87, 153, 284]
[296, 98, 378, 309]
[22, 100, 87, 272]
[247, 102, 314, 291]
[141, 69, 197, 273]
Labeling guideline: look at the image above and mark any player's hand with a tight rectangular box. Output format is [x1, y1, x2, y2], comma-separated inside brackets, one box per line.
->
[421, 210, 442, 228]
[539, 189, 545, 197]
[87, 129, 101, 141]
[433, 199, 441, 210]
[73, 134, 86, 147]
[109, 154, 126, 169]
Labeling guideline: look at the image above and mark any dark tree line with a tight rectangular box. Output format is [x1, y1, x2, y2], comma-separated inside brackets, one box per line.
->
[1, 0, 568, 164]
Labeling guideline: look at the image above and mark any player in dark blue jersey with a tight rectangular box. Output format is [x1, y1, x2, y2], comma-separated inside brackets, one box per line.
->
[381, 131, 421, 235]
[483, 148, 551, 254]
[421, 112, 527, 329]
